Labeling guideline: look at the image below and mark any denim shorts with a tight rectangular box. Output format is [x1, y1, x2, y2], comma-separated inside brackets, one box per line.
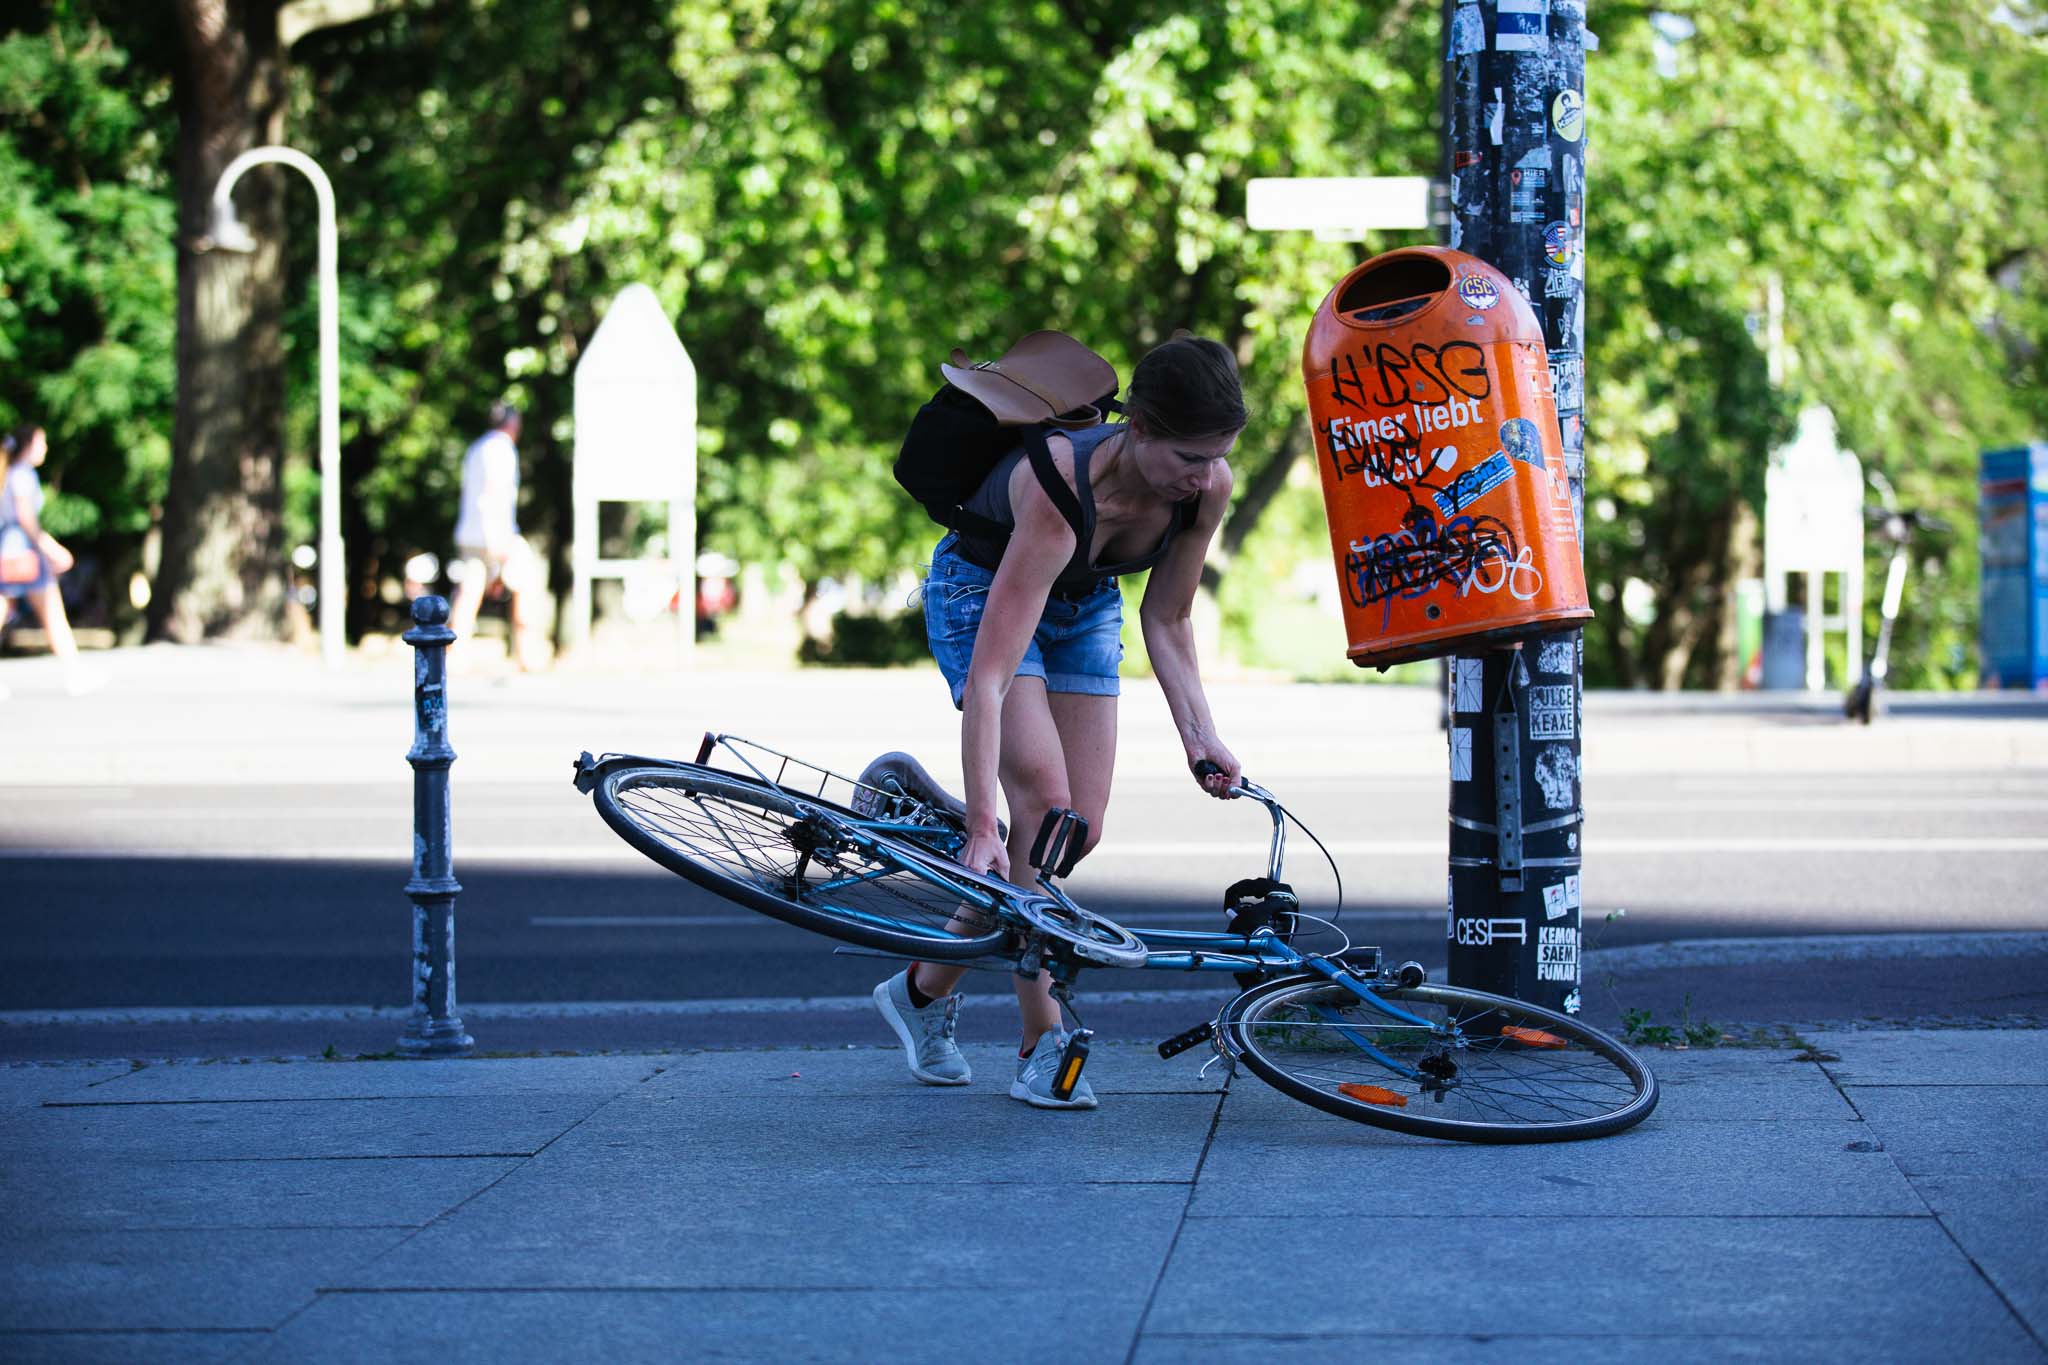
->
[922, 533, 1123, 709]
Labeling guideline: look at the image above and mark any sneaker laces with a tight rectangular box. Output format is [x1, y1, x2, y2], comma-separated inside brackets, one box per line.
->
[918, 993, 961, 1054]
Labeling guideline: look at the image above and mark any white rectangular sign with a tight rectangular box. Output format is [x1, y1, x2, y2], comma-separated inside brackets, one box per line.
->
[1246, 177, 1432, 232]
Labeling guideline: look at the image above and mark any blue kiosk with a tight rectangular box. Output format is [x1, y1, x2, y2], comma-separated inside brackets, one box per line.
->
[1981, 443, 2048, 690]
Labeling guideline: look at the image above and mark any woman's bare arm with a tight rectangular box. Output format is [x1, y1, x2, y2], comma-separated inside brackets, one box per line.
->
[953, 445, 1076, 876]
[1139, 464, 1240, 795]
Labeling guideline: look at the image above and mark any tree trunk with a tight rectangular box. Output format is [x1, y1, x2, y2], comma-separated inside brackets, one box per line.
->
[152, 0, 291, 643]
[1710, 498, 1761, 690]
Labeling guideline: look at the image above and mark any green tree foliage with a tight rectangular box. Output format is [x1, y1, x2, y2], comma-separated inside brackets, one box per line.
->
[1587, 1, 2046, 687]
[0, 7, 175, 552]
[5, 0, 2044, 688]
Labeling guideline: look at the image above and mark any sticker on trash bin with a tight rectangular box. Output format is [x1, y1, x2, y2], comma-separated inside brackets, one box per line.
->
[1543, 881, 1568, 919]
[1544, 221, 1573, 266]
[1450, 726, 1473, 781]
[1537, 636, 1574, 674]
[1500, 417, 1546, 468]
[1529, 684, 1575, 739]
[1496, 0, 1549, 52]
[1432, 450, 1512, 516]
[1453, 657, 1484, 712]
[1566, 873, 1581, 909]
[1456, 273, 1500, 311]
[1538, 925, 1580, 982]
[1553, 89, 1584, 142]
[1534, 743, 1576, 808]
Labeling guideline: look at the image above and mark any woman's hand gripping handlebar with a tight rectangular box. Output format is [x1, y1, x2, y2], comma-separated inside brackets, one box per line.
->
[1195, 760, 1289, 883]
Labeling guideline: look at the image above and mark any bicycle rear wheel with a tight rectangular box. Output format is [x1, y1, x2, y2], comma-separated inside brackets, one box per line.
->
[593, 764, 1014, 960]
[1221, 976, 1657, 1143]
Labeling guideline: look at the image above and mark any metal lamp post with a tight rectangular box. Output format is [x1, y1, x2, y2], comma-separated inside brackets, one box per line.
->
[206, 145, 345, 668]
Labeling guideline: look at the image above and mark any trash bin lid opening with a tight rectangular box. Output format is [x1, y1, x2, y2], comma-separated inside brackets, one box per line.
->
[1336, 255, 1451, 324]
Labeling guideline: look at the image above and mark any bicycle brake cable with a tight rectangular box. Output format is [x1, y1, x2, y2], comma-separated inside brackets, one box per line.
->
[1247, 785, 1343, 922]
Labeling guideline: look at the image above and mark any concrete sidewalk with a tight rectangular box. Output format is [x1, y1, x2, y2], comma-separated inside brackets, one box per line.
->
[5, 1031, 2044, 1362]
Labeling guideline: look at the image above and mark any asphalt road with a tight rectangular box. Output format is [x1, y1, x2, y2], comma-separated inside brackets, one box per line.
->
[5, 767, 2046, 1056]
[2, 646, 2045, 1059]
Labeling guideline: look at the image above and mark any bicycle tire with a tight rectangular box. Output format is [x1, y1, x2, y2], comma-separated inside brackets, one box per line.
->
[592, 764, 1015, 960]
[1221, 975, 1658, 1143]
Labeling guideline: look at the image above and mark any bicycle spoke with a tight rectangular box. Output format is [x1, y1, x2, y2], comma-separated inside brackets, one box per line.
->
[616, 780, 983, 941]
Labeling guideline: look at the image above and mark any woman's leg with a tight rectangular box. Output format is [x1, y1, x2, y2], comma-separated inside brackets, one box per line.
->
[30, 583, 77, 660]
[915, 679, 1119, 1045]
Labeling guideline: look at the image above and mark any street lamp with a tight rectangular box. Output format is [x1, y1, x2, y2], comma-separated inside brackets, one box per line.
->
[205, 145, 345, 667]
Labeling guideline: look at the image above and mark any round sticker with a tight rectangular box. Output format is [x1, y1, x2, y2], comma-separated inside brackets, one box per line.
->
[1544, 222, 1573, 266]
[1552, 89, 1584, 142]
[1456, 273, 1500, 311]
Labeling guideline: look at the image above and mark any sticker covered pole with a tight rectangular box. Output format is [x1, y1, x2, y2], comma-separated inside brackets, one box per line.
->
[1443, 0, 1589, 1011]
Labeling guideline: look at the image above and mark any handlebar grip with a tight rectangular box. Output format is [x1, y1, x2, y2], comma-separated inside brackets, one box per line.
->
[1194, 760, 1224, 779]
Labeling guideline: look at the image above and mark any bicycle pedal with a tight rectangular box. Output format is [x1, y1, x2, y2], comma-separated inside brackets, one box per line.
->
[1051, 1028, 1094, 1101]
[1157, 1020, 1215, 1060]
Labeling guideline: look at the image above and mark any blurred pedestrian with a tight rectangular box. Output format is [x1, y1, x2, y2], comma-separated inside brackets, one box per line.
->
[0, 424, 102, 695]
[447, 401, 547, 671]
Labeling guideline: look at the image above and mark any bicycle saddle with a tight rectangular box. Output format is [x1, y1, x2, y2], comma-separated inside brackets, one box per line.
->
[853, 751, 1008, 841]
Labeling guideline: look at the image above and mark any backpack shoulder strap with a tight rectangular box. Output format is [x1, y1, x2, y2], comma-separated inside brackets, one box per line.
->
[1019, 426, 1088, 543]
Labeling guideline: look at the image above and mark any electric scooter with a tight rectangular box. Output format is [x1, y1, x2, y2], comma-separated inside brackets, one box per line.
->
[1844, 471, 1948, 725]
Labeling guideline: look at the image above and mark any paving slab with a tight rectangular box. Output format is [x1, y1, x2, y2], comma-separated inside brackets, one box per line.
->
[1906, 1174, 2048, 1336]
[257, 1287, 1145, 1365]
[1811, 1028, 2048, 1086]
[1214, 1045, 1858, 1126]
[1844, 1085, 2048, 1181]
[2, 1228, 408, 1331]
[0, 1330, 259, 1364]
[1, 1155, 520, 1231]
[541, 1089, 1221, 1185]
[0, 1063, 138, 1111]
[37, 1055, 670, 1104]
[1131, 1332, 1979, 1364]
[0, 1094, 608, 1162]
[337, 1181, 1187, 1293]
[635, 1042, 1223, 1099]
[1190, 1116, 1919, 1217]
[1148, 1215, 2040, 1360]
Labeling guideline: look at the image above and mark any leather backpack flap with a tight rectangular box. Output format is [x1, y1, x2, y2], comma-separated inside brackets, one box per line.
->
[997, 331, 1119, 428]
[945, 331, 1119, 429]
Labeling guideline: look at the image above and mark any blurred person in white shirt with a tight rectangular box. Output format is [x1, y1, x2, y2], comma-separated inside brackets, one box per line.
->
[447, 401, 547, 671]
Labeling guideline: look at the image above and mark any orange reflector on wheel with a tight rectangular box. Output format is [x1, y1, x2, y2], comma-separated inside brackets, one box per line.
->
[1338, 1083, 1409, 1107]
[1503, 1026, 1567, 1049]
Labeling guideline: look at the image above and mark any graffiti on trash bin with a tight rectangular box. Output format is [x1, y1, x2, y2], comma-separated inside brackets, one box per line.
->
[1321, 341, 1494, 415]
[1343, 508, 1528, 628]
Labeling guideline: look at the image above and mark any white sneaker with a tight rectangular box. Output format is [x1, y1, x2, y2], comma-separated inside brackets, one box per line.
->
[872, 969, 971, 1086]
[1010, 1028, 1098, 1110]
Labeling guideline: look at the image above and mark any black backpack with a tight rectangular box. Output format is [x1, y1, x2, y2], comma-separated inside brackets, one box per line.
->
[894, 391, 1106, 546]
[892, 331, 1123, 547]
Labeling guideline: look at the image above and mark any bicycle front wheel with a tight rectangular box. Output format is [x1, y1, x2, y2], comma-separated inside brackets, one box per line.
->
[593, 764, 1014, 960]
[1222, 976, 1657, 1143]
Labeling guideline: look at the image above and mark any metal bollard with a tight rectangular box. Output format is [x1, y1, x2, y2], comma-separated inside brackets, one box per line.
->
[399, 595, 473, 1055]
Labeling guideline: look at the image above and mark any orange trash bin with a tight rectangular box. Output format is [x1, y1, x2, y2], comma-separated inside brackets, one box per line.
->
[1302, 246, 1591, 668]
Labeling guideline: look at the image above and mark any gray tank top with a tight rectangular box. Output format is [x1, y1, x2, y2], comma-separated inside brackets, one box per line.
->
[954, 424, 1196, 598]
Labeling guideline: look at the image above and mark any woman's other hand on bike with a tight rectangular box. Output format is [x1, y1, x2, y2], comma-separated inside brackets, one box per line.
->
[958, 829, 1011, 881]
[1190, 746, 1243, 799]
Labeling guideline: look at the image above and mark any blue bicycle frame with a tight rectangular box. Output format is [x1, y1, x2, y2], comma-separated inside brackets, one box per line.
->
[688, 732, 1450, 1083]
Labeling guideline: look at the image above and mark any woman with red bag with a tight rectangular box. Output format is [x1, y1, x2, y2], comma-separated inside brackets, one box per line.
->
[0, 424, 99, 695]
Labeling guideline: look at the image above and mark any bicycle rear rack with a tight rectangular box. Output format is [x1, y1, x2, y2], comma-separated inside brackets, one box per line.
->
[694, 732, 893, 814]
